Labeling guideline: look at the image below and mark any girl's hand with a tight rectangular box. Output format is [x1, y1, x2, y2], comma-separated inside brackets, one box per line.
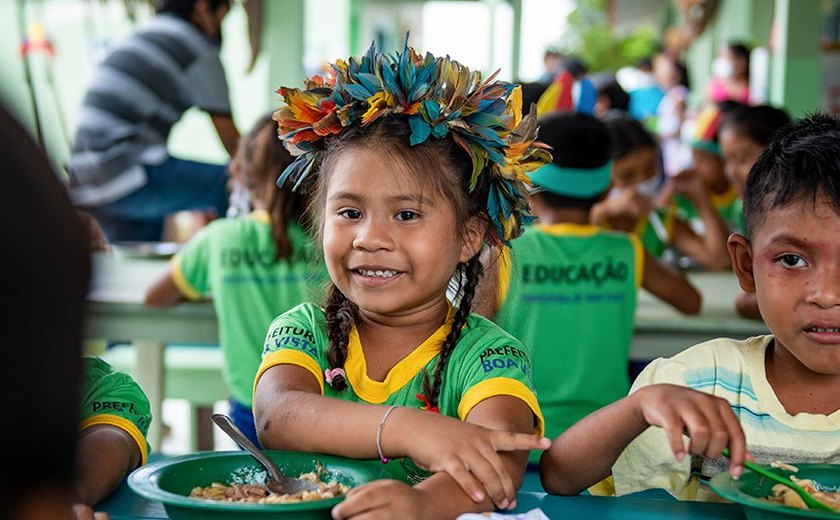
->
[388, 410, 550, 509]
[592, 188, 652, 231]
[331, 480, 430, 520]
[633, 384, 747, 477]
[669, 169, 709, 205]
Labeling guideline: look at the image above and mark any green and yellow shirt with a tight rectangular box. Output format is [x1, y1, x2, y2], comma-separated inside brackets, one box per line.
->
[674, 185, 741, 233]
[80, 357, 152, 465]
[495, 223, 643, 458]
[172, 210, 325, 406]
[255, 302, 544, 481]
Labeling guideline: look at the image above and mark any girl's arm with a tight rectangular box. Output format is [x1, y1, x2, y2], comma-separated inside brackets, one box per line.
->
[144, 269, 185, 307]
[641, 251, 701, 314]
[539, 383, 746, 496]
[74, 425, 142, 506]
[668, 173, 731, 271]
[254, 365, 548, 511]
[332, 395, 536, 519]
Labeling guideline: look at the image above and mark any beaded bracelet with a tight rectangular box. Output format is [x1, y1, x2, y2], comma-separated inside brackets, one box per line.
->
[375, 405, 399, 464]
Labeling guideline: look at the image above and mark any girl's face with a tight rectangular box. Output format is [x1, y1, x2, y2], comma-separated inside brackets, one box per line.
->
[322, 149, 481, 319]
[691, 148, 728, 192]
[612, 147, 657, 190]
[720, 127, 763, 192]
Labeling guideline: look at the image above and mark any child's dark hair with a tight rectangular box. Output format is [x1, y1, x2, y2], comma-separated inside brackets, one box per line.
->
[157, 0, 230, 17]
[595, 78, 630, 113]
[743, 114, 840, 238]
[311, 117, 489, 407]
[727, 41, 751, 76]
[602, 112, 657, 159]
[722, 105, 791, 147]
[242, 114, 307, 261]
[533, 112, 613, 209]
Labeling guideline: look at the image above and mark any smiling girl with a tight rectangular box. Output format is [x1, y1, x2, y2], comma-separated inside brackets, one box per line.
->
[252, 41, 551, 519]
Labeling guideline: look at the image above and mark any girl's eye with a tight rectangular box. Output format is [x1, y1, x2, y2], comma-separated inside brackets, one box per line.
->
[778, 254, 806, 268]
[339, 209, 362, 220]
[396, 210, 418, 221]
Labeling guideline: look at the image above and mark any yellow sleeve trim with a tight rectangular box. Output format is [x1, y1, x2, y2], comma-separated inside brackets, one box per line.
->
[80, 414, 148, 466]
[171, 256, 202, 301]
[458, 377, 545, 436]
[588, 475, 616, 496]
[254, 349, 324, 397]
[496, 246, 512, 312]
[628, 234, 644, 288]
[536, 81, 561, 117]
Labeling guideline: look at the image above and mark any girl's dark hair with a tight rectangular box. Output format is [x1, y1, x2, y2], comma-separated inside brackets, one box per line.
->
[727, 42, 751, 77]
[311, 117, 488, 407]
[595, 78, 630, 113]
[721, 105, 791, 147]
[601, 112, 657, 160]
[241, 114, 307, 261]
[157, 0, 230, 18]
[743, 113, 840, 237]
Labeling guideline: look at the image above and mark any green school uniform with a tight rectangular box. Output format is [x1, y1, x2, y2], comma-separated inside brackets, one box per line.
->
[172, 210, 325, 406]
[674, 185, 742, 233]
[256, 302, 544, 482]
[494, 223, 643, 458]
[80, 357, 152, 465]
[632, 205, 677, 258]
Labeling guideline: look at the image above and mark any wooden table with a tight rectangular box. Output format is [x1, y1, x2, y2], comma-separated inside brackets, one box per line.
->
[85, 253, 768, 451]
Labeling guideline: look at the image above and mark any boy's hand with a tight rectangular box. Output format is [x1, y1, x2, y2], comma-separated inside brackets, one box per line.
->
[633, 384, 747, 478]
[387, 409, 550, 508]
[71, 504, 110, 520]
[594, 188, 652, 231]
[331, 480, 430, 519]
[669, 169, 709, 205]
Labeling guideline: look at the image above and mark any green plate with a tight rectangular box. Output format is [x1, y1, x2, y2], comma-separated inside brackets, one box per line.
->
[129, 451, 386, 520]
[710, 463, 840, 520]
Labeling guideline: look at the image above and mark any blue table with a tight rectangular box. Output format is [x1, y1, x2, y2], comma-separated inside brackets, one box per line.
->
[99, 466, 746, 520]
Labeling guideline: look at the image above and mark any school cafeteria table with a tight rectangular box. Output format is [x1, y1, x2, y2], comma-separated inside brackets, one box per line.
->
[84, 252, 768, 450]
[97, 465, 747, 519]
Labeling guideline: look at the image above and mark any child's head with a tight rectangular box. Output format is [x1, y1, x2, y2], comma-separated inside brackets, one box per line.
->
[602, 112, 661, 194]
[593, 76, 630, 116]
[528, 112, 613, 212]
[653, 53, 689, 90]
[730, 114, 840, 375]
[273, 39, 549, 403]
[719, 105, 791, 191]
[236, 114, 306, 260]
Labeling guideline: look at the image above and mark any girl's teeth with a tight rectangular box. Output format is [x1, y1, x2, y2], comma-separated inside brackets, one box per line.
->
[359, 269, 397, 278]
[811, 327, 840, 332]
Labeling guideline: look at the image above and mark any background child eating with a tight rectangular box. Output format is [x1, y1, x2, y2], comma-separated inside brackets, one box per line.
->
[539, 113, 840, 500]
[253, 40, 551, 519]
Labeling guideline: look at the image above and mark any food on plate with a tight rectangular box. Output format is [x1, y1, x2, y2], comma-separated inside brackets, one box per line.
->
[189, 471, 349, 504]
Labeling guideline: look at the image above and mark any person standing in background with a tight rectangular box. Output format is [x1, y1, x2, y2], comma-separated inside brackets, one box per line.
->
[67, 0, 239, 242]
[707, 42, 751, 105]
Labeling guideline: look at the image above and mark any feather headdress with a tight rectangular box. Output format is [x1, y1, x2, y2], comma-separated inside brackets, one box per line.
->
[273, 36, 551, 245]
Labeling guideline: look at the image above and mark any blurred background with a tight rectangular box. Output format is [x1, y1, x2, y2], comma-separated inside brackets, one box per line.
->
[2, 0, 839, 179]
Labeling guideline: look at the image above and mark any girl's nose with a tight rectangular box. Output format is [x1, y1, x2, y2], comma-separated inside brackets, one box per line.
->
[352, 217, 394, 251]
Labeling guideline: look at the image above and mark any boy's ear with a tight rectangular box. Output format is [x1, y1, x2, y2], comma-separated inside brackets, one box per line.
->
[459, 216, 487, 262]
[727, 233, 756, 293]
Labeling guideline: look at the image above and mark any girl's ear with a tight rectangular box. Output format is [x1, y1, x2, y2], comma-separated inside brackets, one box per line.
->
[459, 216, 487, 263]
[727, 233, 756, 293]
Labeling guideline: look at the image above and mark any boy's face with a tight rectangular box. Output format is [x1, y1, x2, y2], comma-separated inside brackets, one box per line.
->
[728, 194, 840, 375]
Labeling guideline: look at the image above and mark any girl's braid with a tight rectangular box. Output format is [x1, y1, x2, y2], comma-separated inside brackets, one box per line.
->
[325, 284, 356, 391]
[423, 255, 483, 408]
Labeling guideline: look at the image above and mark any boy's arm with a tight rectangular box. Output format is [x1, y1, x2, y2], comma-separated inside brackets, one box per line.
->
[539, 384, 746, 496]
[641, 250, 701, 314]
[74, 424, 142, 506]
[735, 291, 762, 320]
[669, 172, 731, 271]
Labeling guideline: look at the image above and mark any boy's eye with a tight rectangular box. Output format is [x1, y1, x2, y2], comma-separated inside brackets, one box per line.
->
[778, 254, 806, 268]
[395, 210, 418, 221]
[339, 209, 362, 220]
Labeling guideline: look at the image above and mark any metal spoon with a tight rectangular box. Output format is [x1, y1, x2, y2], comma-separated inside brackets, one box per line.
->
[722, 448, 833, 512]
[211, 413, 319, 495]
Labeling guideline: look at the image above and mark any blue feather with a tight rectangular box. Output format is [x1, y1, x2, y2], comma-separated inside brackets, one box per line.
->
[409, 116, 431, 146]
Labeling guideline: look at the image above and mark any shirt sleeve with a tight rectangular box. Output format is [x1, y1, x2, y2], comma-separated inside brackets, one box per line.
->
[185, 51, 231, 115]
[254, 304, 326, 395]
[80, 357, 152, 465]
[610, 357, 695, 499]
[453, 322, 545, 436]
[171, 225, 213, 300]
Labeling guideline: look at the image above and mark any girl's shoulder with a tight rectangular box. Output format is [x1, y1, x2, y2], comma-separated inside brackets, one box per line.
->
[268, 302, 326, 328]
[459, 313, 528, 351]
